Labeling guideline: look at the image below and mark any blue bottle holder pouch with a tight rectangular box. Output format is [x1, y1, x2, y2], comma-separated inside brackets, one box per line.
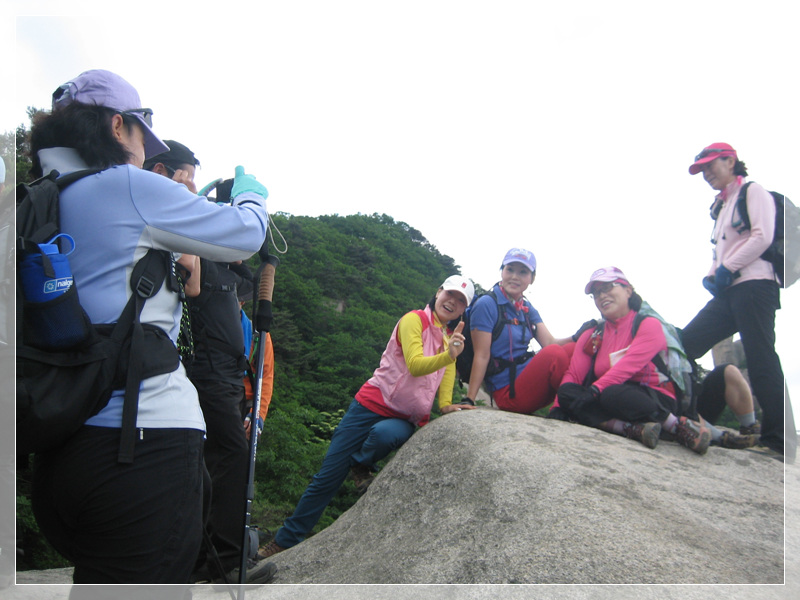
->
[20, 233, 94, 350]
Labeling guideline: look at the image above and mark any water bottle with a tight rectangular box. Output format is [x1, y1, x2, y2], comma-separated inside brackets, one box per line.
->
[20, 233, 92, 349]
[20, 234, 77, 302]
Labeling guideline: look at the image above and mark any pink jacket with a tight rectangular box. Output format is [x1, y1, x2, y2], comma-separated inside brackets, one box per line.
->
[355, 305, 448, 426]
[560, 310, 674, 399]
[710, 177, 776, 285]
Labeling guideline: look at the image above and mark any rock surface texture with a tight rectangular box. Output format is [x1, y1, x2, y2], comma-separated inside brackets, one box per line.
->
[272, 409, 784, 584]
[14, 409, 798, 599]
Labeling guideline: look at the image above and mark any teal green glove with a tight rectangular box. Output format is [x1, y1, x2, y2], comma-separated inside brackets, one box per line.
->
[197, 178, 223, 197]
[231, 166, 268, 200]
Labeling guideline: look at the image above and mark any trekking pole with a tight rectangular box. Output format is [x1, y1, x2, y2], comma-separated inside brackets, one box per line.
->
[238, 251, 280, 594]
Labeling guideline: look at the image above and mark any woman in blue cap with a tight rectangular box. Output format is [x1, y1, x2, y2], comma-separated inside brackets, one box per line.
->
[27, 70, 274, 584]
[461, 248, 581, 415]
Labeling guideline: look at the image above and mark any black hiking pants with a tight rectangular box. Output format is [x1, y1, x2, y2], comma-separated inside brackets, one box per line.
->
[193, 379, 250, 574]
[559, 382, 676, 428]
[32, 426, 204, 583]
[681, 279, 794, 456]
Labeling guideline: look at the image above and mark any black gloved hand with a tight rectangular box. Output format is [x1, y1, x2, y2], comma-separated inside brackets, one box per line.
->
[572, 319, 599, 342]
[556, 382, 599, 420]
[702, 276, 718, 297]
[547, 406, 571, 421]
[255, 300, 273, 333]
[714, 265, 734, 292]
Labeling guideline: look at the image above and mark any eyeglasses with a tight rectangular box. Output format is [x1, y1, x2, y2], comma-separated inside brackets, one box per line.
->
[694, 148, 727, 162]
[119, 108, 154, 128]
[590, 281, 623, 298]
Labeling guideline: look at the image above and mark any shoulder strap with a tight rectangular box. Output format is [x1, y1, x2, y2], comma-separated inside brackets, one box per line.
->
[117, 249, 171, 464]
[581, 322, 605, 387]
[630, 311, 675, 385]
[735, 182, 754, 233]
[17, 168, 103, 253]
[489, 292, 506, 341]
[489, 291, 536, 341]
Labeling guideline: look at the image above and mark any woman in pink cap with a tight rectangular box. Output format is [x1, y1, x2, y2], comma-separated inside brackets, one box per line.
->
[461, 248, 586, 415]
[553, 267, 711, 454]
[682, 143, 792, 459]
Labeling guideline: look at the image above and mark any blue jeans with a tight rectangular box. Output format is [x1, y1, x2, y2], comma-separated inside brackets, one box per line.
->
[275, 399, 414, 548]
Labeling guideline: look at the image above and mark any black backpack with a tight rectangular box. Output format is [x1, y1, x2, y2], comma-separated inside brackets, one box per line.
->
[16, 169, 180, 461]
[454, 290, 537, 399]
[728, 182, 798, 288]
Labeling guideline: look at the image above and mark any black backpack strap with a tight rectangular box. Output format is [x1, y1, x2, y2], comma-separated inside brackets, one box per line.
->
[734, 182, 753, 233]
[117, 249, 171, 463]
[581, 322, 604, 387]
[488, 293, 538, 399]
[16, 169, 102, 257]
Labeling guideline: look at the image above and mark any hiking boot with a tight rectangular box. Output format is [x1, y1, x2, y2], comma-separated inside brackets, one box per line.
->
[211, 558, 277, 585]
[719, 430, 759, 449]
[739, 421, 761, 436]
[350, 463, 374, 494]
[257, 540, 286, 561]
[674, 417, 711, 455]
[623, 422, 661, 449]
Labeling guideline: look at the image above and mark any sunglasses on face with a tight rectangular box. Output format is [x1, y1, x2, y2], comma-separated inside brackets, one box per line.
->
[590, 282, 622, 298]
[119, 108, 154, 128]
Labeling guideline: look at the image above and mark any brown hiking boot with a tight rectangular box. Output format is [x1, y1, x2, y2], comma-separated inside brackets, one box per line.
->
[623, 422, 661, 449]
[675, 417, 711, 455]
[719, 430, 759, 449]
[739, 421, 761, 436]
[257, 540, 286, 561]
[350, 463, 374, 494]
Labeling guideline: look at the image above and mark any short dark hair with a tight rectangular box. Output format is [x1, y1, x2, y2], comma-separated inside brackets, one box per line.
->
[29, 103, 141, 177]
[733, 159, 748, 177]
[142, 139, 200, 172]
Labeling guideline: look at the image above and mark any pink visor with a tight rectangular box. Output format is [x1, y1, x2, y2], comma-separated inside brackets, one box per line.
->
[689, 142, 737, 175]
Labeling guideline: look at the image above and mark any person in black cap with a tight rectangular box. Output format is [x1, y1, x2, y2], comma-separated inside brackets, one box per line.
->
[145, 140, 273, 584]
[143, 139, 200, 193]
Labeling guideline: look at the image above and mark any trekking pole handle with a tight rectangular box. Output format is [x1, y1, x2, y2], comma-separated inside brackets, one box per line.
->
[254, 254, 279, 333]
[258, 254, 280, 303]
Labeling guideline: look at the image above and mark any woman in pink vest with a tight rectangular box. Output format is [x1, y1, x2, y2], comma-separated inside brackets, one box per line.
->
[258, 275, 474, 559]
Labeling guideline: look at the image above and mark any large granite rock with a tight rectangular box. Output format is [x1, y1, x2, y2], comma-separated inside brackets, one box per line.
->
[13, 408, 798, 599]
[270, 408, 786, 585]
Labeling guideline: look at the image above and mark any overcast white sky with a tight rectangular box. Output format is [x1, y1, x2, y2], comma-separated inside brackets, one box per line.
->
[3, 1, 798, 423]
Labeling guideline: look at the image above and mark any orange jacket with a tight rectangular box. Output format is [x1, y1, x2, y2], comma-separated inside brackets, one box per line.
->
[244, 332, 274, 420]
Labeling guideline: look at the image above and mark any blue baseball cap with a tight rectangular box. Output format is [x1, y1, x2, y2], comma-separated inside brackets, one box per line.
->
[52, 69, 169, 159]
[502, 248, 536, 272]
